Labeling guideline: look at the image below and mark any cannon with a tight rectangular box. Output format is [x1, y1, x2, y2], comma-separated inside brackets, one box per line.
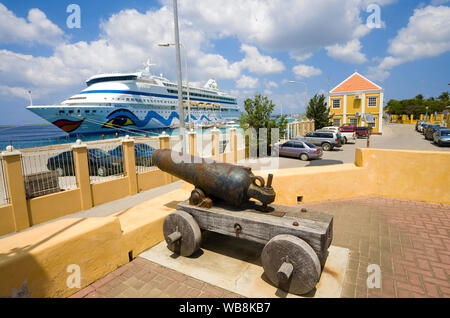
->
[154, 149, 333, 295]
[152, 149, 276, 208]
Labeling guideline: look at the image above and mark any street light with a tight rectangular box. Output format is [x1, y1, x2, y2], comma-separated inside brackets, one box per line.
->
[158, 42, 192, 131]
[287, 81, 308, 116]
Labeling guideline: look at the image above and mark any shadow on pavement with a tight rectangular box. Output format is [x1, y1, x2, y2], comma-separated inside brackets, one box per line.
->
[306, 159, 343, 167]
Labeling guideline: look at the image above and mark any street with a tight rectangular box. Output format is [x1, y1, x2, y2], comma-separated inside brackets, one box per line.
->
[238, 122, 450, 170]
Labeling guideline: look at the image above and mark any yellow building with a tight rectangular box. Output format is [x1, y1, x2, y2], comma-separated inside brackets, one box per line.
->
[328, 72, 384, 134]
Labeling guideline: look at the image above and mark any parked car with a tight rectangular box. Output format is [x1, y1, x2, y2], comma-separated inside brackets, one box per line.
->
[320, 126, 356, 144]
[108, 143, 155, 167]
[421, 123, 436, 135]
[417, 121, 429, 132]
[274, 140, 323, 161]
[355, 126, 369, 138]
[424, 124, 441, 140]
[415, 120, 425, 132]
[47, 148, 124, 177]
[294, 131, 342, 151]
[433, 129, 450, 146]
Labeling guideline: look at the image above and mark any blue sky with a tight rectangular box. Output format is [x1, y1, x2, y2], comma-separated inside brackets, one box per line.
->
[0, 0, 449, 124]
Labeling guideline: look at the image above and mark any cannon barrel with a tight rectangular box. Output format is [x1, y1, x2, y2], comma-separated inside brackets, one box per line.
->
[152, 149, 275, 207]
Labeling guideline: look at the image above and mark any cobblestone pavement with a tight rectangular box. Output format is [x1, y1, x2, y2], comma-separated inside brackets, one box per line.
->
[300, 196, 450, 298]
[71, 196, 449, 298]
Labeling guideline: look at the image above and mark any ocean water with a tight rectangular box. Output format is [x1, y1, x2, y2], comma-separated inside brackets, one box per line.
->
[0, 124, 238, 150]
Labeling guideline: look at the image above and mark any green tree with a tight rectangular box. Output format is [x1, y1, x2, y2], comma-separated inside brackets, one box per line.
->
[415, 94, 424, 101]
[239, 93, 287, 156]
[439, 91, 449, 102]
[306, 94, 331, 129]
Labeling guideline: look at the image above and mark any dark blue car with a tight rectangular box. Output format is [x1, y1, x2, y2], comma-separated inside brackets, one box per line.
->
[108, 143, 156, 167]
[47, 148, 123, 177]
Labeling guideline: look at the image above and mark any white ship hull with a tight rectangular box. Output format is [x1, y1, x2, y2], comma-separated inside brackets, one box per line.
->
[27, 69, 240, 135]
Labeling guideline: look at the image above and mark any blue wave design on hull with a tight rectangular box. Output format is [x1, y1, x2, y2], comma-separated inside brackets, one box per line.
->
[107, 109, 212, 128]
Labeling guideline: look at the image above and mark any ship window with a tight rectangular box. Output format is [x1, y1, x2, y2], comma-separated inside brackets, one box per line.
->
[69, 110, 74, 114]
[59, 110, 65, 114]
[86, 75, 138, 86]
[93, 110, 96, 113]
[85, 110, 90, 113]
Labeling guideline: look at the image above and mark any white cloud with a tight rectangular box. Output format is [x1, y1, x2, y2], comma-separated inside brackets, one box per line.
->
[290, 53, 313, 62]
[236, 75, 259, 89]
[266, 81, 279, 88]
[271, 92, 309, 115]
[237, 44, 285, 74]
[0, 6, 247, 102]
[326, 39, 368, 64]
[0, 4, 64, 46]
[292, 64, 322, 79]
[173, 0, 376, 54]
[368, 5, 450, 81]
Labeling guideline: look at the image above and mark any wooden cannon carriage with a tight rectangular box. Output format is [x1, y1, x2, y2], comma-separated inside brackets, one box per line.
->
[154, 149, 333, 295]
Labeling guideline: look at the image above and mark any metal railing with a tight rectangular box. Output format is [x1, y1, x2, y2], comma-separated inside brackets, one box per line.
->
[0, 157, 9, 205]
[134, 137, 160, 174]
[21, 146, 77, 199]
[87, 140, 124, 184]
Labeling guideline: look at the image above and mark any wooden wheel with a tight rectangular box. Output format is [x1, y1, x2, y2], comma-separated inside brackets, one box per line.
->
[163, 210, 201, 257]
[261, 234, 321, 295]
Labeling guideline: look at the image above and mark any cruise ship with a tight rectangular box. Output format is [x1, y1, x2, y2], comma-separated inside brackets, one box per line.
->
[27, 62, 240, 135]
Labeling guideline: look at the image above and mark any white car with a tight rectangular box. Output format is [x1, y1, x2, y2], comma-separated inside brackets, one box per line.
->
[320, 126, 356, 144]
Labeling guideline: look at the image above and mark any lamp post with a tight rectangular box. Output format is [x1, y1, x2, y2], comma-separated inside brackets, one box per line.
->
[158, 42, 192, 131]
[287, 81, 308, 116]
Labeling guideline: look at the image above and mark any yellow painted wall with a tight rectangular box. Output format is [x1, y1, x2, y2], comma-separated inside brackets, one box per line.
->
[360, 148, 450, 204]
[268, 163, 373, 205]
[0, 217, 127, 298]
[268, 148, 449, 205]
[91, 177, 130, 206]
[137, 169, 168, 192]
[0, 205, 15, 236]
[346, 95, 360, 114]
[329, 95, 344, 116]
[364, 93, 381, 114]
[27, 189, 82, 226]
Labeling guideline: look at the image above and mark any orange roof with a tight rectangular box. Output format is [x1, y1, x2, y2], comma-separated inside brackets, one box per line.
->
[330, 72, 382, 93]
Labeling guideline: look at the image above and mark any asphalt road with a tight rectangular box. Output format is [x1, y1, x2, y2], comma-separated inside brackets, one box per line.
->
[238, 122, 450, 171]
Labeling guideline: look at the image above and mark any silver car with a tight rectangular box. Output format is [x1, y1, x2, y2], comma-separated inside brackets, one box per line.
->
[294, 131, 342, 151]
[433, 129, 450, 146]
[275, 140, 323, 161]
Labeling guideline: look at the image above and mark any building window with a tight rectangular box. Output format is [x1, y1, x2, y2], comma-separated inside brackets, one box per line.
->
[349, 117, 358, 126]
[332, 117, 341, 127]
[332, 98, 341, 109]
[368, 96, 377, 107]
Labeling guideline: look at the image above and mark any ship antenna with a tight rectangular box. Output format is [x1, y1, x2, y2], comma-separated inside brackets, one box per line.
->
[142, 58, 156, 75]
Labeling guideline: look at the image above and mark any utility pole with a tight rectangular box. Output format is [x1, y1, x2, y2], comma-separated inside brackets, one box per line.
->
[173, 0, 185, 151]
